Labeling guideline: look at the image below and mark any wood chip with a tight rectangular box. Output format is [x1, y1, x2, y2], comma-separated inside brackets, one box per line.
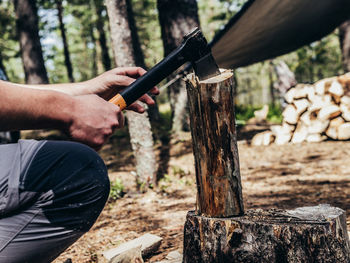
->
[103, 234, 163, 261]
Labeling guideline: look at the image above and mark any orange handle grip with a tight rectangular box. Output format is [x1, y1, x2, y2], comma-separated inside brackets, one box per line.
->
[109, 94, 127, 110]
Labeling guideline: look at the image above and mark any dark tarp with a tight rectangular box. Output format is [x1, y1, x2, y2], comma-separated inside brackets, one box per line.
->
[211, 0, 350, 69]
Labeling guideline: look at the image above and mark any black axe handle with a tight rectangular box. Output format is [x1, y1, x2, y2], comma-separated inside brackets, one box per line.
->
[109, 27, 218, 110]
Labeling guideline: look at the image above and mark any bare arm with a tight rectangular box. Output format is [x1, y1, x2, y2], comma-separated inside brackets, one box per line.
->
[0, 67, 158, 149]
[12, 67, 159, 113]
[0, 80, 123, 149]
[0, 80, 74, 131]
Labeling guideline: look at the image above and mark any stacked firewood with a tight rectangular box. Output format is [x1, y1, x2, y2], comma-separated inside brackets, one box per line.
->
[252, 73, 350, 146]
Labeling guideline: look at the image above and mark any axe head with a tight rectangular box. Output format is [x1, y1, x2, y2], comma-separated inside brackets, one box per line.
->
[181, 28, 221, 80]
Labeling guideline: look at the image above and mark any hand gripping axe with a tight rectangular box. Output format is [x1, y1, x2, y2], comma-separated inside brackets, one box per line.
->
[109, 27, 220, 110]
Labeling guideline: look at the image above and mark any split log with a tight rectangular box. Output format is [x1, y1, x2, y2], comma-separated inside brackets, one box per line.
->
[293, 98, 309, 115]
[328, 80, 344, 104]
[270, 125, 292, 145]
[282, 104, 298, 124]
[254, 104, 269, 122]
[185, 70, 244, 217]
[340, 103, 350, 121]
[341, 95, 350, 105]
[306, 133, 326, 143]
[309, 94, 332, 112]
[183, 205, 350, 263]
[308, 119, 329, 134]
[338, 123, 350, 140]
[314, 79, 326, 95]
[326, 117, 345, 140]
[318, 105, 341, 121]
[291, 123, 308, 143]
[251, 131, 274, 146]
[284, 88, 296, 104]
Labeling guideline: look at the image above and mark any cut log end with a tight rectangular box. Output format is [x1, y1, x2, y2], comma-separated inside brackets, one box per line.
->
[199, 69, 233, 84]
[183, 205, 350, 263]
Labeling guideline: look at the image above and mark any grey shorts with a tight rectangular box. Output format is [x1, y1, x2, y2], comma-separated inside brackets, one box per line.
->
[0, 140, 110, 263]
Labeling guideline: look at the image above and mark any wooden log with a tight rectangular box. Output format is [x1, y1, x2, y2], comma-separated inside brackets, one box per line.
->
[326, 117, 345, 140]
[293, 98, 309, 115]
[309, 94, 332, 112]
[338, 123, 350, 140]
[328, 80, 344, 104]
[318, 105, 341, 121]
[183, 205, 350, 263]
[253, 104, 269, 122]
[270, 125, 292, 145]
[291, 123, 308, 144]
[282, 104, 298, 125]
[284, 88, 296, 104]
[308, 119, 329, 134]
[314, 79, 326, 95]
[251, 131, 274, 146]
[185, 70, 244, 217]
[306, 133, 326, 143]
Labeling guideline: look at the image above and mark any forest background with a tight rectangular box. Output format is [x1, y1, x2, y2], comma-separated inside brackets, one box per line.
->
[1, 1, 350, 262]
[0, 0, 345, 108]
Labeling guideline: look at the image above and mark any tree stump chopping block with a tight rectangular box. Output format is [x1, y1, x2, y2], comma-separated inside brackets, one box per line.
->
[183, 205, 350, 263]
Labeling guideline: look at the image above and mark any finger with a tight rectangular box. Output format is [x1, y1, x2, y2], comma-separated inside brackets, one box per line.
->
[138, 94, 155, 106]
[150, 86, 160, 95]
[127, 102, 145, 113]
[110, 67, 147, 78]
[105, 75, 136, 95]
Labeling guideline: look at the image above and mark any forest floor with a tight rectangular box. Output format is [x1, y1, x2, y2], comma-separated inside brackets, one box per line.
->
[42, 125, 350, 263]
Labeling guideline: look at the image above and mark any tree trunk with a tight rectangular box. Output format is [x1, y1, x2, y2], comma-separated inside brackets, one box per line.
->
[268, 60, 276, 105]
[157, 0, 200, 132]
[339, 20, 350, 73]
[185, 70, 244, 217]
[106, 0, 156, 189]
[183, 205, 350, 263]
[55, 0, 74, 82]
[14, 0, 48, 84]
[273, 61, 297, 109]
[94, 0, 112, 71]
[90, 24, 98, 77]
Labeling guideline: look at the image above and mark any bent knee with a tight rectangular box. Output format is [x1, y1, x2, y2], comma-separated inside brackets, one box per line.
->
[22, 141, 110, 231]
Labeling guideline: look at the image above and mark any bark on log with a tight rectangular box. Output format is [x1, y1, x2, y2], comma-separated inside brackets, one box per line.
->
[183, 204, 350, 263]
[185, 70, 244, 217]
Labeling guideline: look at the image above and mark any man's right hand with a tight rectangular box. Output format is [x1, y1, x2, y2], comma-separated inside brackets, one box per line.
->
[68, 94, 124, 150]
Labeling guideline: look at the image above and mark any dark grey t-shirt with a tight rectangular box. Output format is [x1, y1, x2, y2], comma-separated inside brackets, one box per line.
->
[0, 140, 46, 216]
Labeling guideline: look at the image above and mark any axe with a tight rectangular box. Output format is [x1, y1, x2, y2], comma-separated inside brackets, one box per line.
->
[109, 28, 220, 110]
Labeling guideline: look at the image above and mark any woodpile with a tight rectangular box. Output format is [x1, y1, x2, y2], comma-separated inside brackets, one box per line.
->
[252, 73, 350, 146]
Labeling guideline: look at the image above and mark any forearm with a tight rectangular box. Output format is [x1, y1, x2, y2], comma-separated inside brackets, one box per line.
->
[9, 81, 90, 96]
[0, 80, 75, 131]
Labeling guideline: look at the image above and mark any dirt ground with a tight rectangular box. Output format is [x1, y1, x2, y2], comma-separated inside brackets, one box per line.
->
[52, 130, 350, 263]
